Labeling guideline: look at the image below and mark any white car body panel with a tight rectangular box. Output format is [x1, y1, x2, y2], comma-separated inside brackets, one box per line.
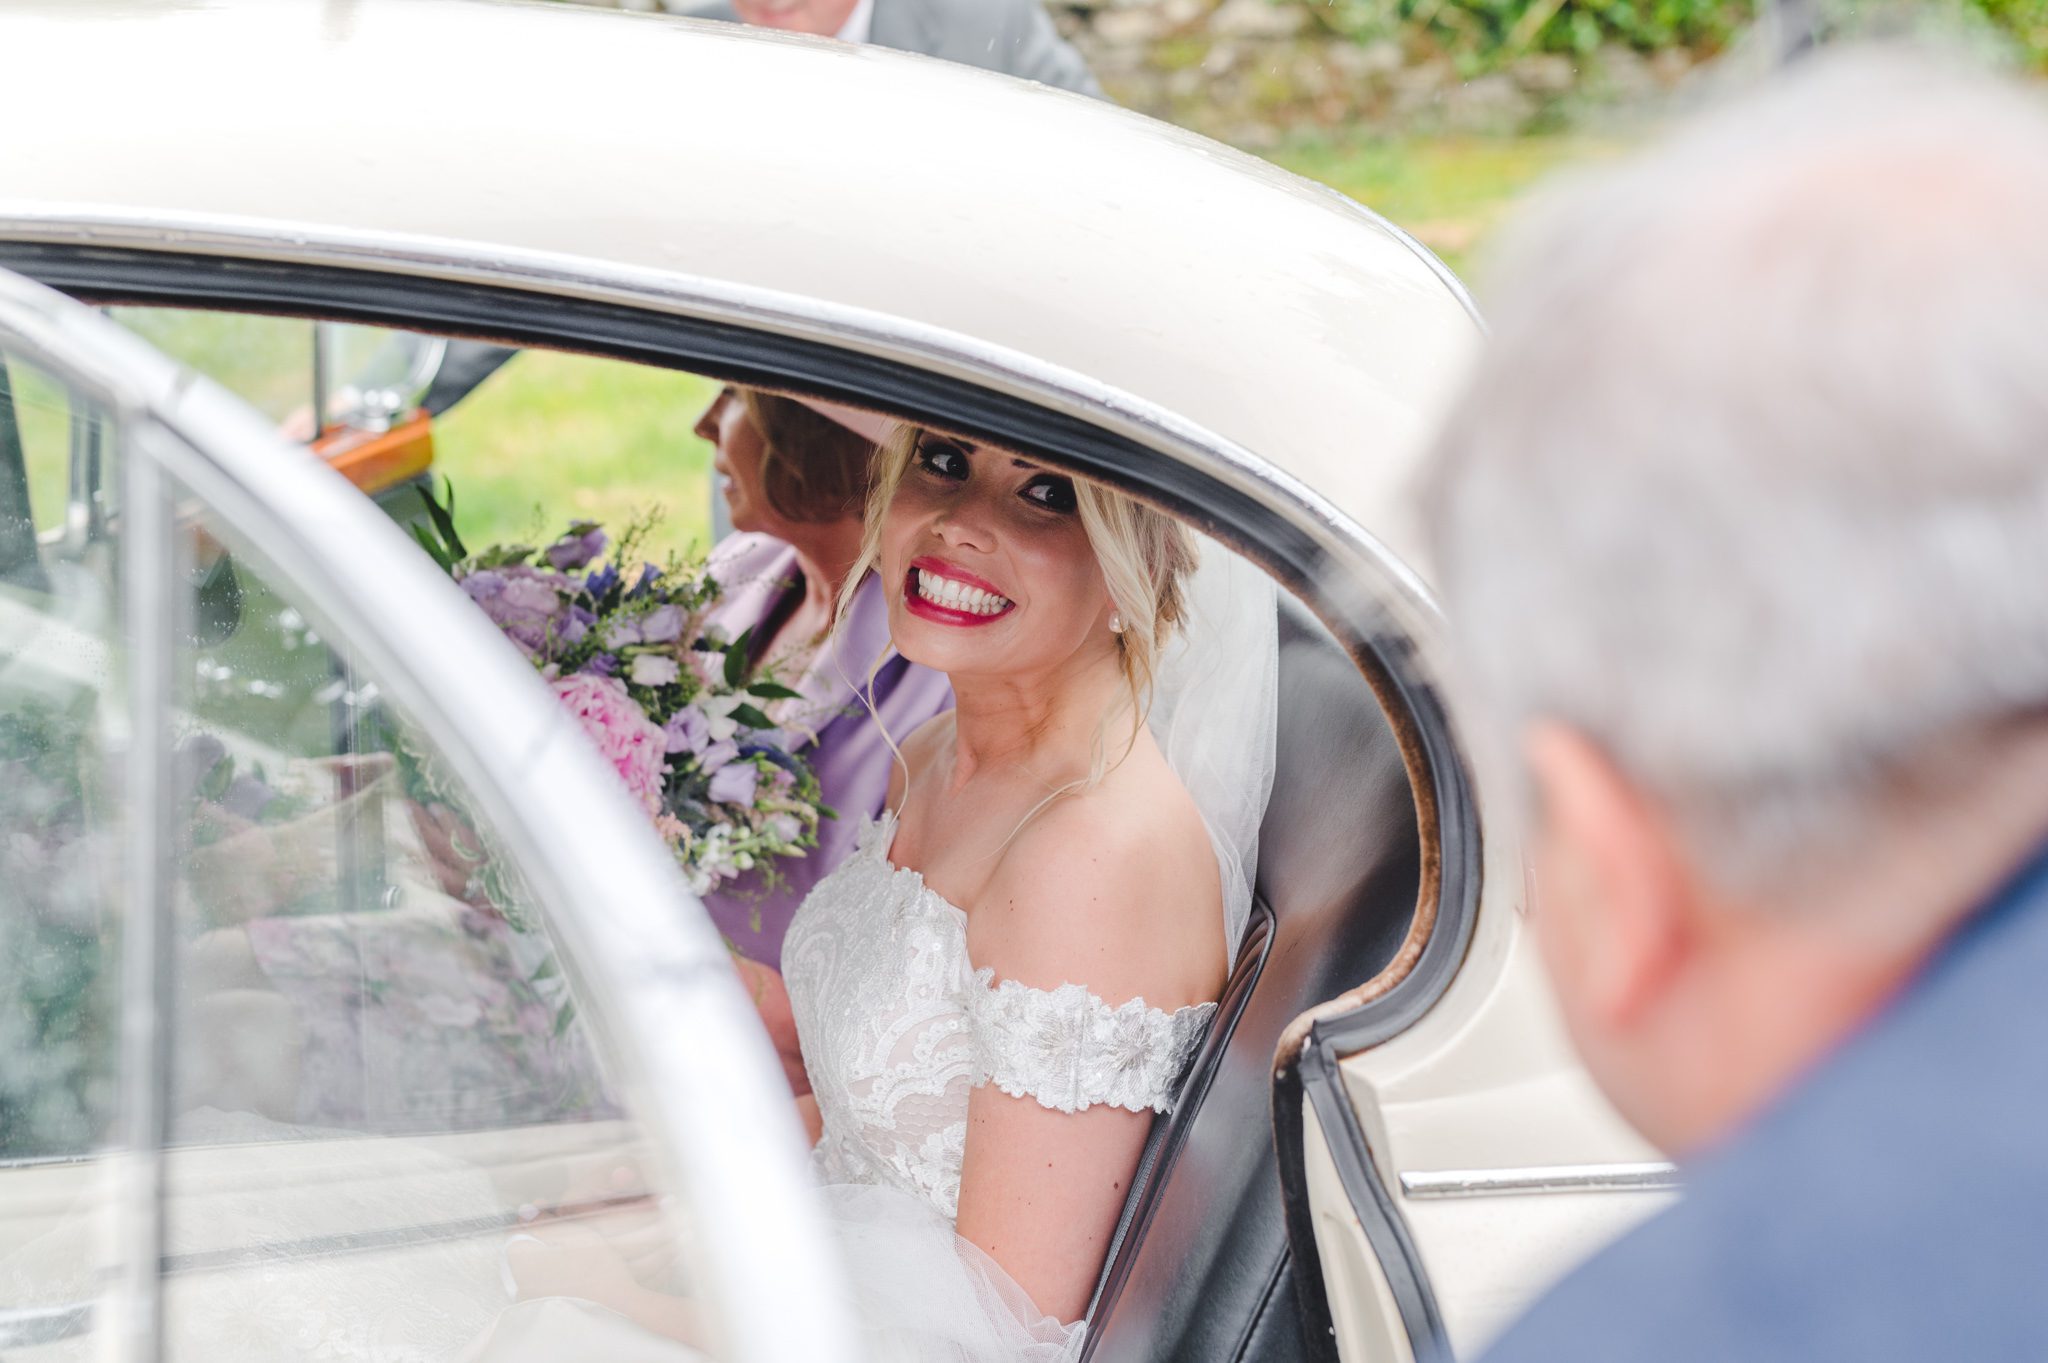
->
[0, 0, 1473, 572]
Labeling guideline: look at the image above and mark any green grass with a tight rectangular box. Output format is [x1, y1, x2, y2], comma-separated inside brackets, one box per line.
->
[11, 361, 75, 535]
[431, 350, 722, 568]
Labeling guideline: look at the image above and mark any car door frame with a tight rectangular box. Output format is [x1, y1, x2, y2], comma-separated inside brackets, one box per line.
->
[0, 263, 863, 1363]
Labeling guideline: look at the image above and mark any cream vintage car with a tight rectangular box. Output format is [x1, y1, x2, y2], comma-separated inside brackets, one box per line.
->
[0, 2, 1677, 1361]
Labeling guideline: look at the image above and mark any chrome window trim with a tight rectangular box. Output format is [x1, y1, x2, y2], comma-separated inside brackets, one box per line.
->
[115, 427, 174, 1363]
[0, 205, 1445, 635]
[0, 1301, 93, 1350]
[1399, 1162, 1684, 1200]
[0, 265, 862, 1363]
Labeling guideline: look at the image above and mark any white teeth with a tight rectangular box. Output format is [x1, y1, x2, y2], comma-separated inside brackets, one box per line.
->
[916, 568, 1010, 616]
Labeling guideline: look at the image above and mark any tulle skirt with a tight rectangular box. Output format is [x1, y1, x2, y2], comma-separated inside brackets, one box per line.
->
[818, 1181, 1084, 1363]
[464, 1178, 1081, 1363]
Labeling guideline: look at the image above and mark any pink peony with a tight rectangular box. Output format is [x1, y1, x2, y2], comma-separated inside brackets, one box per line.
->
[551, 673, 669, 814]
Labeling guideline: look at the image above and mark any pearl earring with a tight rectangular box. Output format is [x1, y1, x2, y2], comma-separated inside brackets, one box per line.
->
[1108, 611, 1125, 634]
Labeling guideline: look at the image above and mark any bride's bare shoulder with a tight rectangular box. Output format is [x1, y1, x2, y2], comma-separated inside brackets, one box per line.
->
[971, 761, 1224, 1008]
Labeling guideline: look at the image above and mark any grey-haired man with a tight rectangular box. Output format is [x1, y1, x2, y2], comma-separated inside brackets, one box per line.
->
[1422, 46, 2048, 1363]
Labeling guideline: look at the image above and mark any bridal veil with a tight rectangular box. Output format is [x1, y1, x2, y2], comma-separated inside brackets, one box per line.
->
[1148, 532, 1280, 962]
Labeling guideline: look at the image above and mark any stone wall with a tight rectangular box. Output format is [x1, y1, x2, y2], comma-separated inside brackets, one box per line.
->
[1056, 0, 1699, 144]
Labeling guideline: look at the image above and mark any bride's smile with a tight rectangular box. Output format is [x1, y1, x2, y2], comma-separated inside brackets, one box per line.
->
[905, 556, 1015, 623]
[879, 433, 1118, 683]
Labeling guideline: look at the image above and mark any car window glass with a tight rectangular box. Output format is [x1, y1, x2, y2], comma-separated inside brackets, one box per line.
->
[156, 494, 726, 1360]
[2, 356, 78, 539]
[104, 308, 314, 427]
[0, 356, 124, 1352]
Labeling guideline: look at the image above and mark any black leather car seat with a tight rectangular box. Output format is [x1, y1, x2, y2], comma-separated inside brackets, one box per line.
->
[1083, 590, 1424, 1360]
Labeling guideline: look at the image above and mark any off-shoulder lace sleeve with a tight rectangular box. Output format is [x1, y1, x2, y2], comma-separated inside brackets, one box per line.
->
[968, 969, 1216, 1115]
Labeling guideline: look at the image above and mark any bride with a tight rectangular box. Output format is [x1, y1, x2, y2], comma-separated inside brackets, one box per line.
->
[498, 423, 1277, 1361]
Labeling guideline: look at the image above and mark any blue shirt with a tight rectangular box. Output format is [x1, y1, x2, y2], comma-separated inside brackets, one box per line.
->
[1477, 840, 2048, 1363]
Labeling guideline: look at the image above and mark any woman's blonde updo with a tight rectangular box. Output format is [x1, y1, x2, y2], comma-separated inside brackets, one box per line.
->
[838, 425, 1197, 730]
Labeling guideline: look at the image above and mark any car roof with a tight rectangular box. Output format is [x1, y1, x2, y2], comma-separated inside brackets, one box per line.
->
[0, 0, 1477, 566]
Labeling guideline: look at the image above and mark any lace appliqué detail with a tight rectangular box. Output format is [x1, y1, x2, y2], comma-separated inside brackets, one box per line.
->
[970, 974, 1214, 1115]
[783, 814, 1217, 1225]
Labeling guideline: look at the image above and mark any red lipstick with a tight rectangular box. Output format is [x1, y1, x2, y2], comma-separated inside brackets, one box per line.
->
[903, 556, 1015, 628]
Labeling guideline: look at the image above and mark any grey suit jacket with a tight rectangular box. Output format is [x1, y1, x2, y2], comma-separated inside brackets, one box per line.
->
[672, 0, 1103, 99]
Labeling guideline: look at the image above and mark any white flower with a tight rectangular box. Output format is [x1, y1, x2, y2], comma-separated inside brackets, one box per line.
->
[699, 692, 745, 742]
[629, 654, 681, 688]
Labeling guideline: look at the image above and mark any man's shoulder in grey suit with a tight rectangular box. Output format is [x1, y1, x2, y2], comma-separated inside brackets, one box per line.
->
[875, 0, 1102, 97]
[660, 0, 1102, 99]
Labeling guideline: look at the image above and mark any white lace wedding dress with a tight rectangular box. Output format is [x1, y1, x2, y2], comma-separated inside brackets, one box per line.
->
[781, 812, 1217, 1362]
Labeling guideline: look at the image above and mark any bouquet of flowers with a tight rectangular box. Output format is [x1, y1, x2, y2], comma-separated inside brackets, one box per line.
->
[411, 489, 830, 899]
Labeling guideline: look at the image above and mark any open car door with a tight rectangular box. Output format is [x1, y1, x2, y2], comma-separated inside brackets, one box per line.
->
[0, 267, 856, 1363]
[1276, 791, 1681, 1360]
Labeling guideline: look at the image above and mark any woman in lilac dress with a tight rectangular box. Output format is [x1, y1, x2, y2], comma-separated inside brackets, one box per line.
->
[692, 386, 953, 970]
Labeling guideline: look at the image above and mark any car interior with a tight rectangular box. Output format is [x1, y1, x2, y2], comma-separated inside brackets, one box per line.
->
[0, 307, 1448, 1362]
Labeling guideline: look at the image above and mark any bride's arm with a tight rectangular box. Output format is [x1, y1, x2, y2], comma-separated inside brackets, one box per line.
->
[954, 1087, 1152, 1323]
[952, 807, 1222, 1324]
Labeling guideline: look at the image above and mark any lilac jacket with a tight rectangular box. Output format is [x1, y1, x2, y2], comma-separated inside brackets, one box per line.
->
[696, 533, 951, 968]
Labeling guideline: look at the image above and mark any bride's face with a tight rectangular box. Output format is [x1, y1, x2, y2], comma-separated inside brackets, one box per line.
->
[879, 434, 1118, 682]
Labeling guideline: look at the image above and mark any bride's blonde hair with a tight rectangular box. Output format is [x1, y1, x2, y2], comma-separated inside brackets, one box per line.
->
[834, 425, 1197, 778]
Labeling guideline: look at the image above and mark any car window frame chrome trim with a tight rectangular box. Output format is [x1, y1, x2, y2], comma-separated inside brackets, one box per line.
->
[114, 424, 174, 1363]
[0, 263, 863, 1363]
[0, 308, 175, 1363]
[1399, 1162, 1683, 1200]
[0, 205, 1445, 623]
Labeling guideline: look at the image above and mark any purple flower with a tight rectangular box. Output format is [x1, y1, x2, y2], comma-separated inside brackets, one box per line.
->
[219, 773, 279, 821]
[585, 564, 620, 598]
[627, 565, 663, 599]
[700, 739, 739, 773]
[506, 621, 549, 656]
[558, 605, 595, 647]
[603, 617, 643, 649]
[581, 652, 619, 678]
[460, 570, 506, 603]
[546, 524, 608, 571]
[640, 604, 685, 644]
[172, 734, 228, 801]
[664, 708, 709, 755]
[499, 574, 561, 618]
[708, 762, 759, 807]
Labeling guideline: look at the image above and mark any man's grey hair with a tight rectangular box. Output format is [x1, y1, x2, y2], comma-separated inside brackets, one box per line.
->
[1420, 46, 2048, 890]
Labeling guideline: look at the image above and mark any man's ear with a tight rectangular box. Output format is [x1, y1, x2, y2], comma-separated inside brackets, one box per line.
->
[1524, 722, 1692, 1028]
